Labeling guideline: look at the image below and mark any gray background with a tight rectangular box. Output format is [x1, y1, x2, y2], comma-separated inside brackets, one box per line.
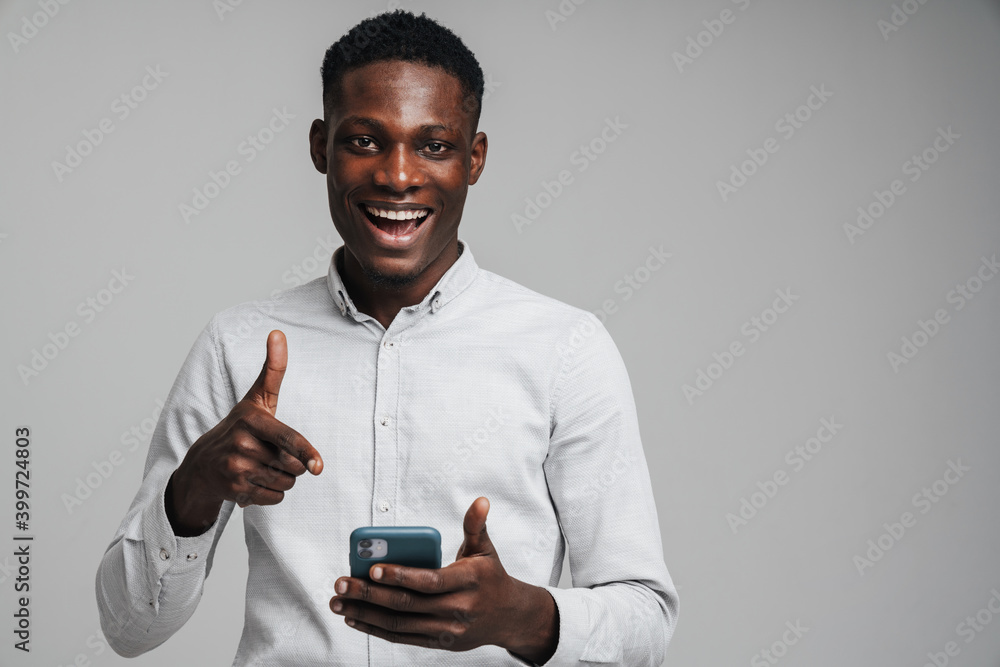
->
[2, 0, 1000, 664]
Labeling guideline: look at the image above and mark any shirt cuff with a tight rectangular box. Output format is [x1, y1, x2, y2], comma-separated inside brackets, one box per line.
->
[139, 474, 221, 609]
[506, 586, 590, 667]
[540, 586, 591, 666]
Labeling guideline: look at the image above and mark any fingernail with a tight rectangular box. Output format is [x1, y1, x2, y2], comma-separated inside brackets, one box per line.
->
[332, 600, 342, 612]
[372, 566, 382, 580]
[307, 459, 318, 474]
[346, 618, 355, 627]
[336, 580, 347, 594]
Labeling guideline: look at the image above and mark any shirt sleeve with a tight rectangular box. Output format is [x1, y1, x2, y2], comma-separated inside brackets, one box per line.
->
[95, 316, 238, 657]
[534, 312, 680, 666]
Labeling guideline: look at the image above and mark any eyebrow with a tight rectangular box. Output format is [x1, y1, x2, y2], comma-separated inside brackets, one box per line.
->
[341, 116, 383, 131]
[340, 116, 454, 135]
[418, 123, 451, 134]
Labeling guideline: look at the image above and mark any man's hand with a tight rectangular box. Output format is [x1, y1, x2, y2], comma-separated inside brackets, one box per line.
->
[330, 497, 559, 663]
[166, 329, 323, 537]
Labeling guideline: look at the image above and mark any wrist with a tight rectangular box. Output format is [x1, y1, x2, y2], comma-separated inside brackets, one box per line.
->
[166, 467, 222, 537]
[502, 582, 559, 665]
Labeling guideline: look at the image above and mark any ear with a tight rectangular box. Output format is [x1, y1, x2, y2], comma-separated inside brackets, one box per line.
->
[468, 132, 488, 186]
[309, 118, 329, 174]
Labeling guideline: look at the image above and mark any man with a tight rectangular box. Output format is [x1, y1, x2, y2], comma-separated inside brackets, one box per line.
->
[96, 10, 678, 666]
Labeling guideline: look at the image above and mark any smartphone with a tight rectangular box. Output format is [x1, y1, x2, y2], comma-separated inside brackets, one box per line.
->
[349, 526, 442, 579]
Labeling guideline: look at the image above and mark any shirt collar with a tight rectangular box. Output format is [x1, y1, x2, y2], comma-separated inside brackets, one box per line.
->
[326, 239, 479, 319]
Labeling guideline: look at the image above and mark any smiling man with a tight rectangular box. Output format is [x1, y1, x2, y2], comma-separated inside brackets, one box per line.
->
[96, 10, 678, 666]
[312, 54, 485, 329]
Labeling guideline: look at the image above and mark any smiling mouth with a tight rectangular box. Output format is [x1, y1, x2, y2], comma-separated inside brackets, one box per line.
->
[360, 204, 431, 237]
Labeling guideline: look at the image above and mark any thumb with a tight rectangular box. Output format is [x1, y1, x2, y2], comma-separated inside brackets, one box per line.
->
[456, 496, 493, 560]
[245, 330, 287, 414]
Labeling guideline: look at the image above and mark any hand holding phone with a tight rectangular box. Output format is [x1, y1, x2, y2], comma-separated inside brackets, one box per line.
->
[349, 526, 442, 579]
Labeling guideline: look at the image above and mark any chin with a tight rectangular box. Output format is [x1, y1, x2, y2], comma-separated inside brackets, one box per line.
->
[360, 258, 423, 288]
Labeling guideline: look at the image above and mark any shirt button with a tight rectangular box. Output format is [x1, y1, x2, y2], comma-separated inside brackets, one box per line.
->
[159, 548, 170, 561]
[380, 416, 391, 427]
[186, 553, 198, 561]
[378, 501, 391, 512]
[433, 298, 441, 309]
[383, 339, 395, 349]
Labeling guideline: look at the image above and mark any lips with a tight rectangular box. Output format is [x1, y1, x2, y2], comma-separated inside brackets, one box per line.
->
[358, 202, 433, 246]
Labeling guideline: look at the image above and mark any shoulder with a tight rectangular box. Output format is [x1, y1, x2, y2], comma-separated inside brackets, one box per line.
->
[206, 277, 336, 344]
[470, 267, 598, 328]
[464, 267, 620, 365]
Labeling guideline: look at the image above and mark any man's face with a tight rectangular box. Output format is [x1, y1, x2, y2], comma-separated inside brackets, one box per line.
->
[309, 60, 487, 290]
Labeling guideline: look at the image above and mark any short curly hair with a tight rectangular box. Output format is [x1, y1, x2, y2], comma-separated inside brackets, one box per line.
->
[321, 10, 485, 131]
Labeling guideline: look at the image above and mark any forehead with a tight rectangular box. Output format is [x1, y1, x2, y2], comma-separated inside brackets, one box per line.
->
[331, 60, 472, 135]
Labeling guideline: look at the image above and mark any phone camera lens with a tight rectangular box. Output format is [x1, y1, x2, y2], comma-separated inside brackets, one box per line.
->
[359, 539, 372, 548]
[359, 549, 373, 559]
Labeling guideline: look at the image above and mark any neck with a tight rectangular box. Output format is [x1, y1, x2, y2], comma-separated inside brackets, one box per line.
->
[339, 240, 460, 329]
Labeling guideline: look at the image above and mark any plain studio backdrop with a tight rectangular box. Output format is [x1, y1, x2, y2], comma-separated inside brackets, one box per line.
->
[3, 0, 1000, 665]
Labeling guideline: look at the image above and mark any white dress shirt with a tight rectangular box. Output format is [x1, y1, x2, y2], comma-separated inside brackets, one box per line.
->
[96, 239, 679, 666]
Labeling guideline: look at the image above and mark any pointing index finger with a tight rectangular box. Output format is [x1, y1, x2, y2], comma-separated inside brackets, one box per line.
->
[241, 405, 324, 476]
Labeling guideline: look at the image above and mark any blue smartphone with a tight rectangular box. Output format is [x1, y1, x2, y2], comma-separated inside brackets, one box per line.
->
[349, 526, 442, 579]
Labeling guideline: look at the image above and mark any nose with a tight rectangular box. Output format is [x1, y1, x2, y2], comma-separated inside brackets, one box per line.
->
[373, 144, 426, 192]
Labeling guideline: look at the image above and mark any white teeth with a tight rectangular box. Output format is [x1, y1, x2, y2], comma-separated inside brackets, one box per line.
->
[365, 205, 429, 221]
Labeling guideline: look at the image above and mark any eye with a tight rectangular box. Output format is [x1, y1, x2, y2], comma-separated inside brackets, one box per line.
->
[425, 142, 447, 153]
[350, 137, 377, 149]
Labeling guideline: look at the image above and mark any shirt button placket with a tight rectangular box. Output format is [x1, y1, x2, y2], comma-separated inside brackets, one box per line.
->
[372, 333, 399, 528]
[371, 332, 400, 667]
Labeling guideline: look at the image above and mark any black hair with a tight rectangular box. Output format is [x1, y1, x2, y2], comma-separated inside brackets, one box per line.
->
[321, 10, 485, 130]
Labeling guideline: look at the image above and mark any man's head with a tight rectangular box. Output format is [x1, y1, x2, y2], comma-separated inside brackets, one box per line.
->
[309, 11, 487, 300]
[320, 11, 485, 134]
